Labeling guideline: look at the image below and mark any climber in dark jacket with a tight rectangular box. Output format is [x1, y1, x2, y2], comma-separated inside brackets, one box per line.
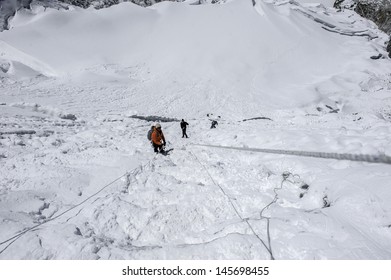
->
[210, 120, 218, 129]
[180, 119, 189, 138]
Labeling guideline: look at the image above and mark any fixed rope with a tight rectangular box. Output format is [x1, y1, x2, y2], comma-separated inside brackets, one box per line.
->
[257, 171, 301, 257]
[0, 158, 156, 255]
[0, 173, 128, 254]
[192, 144, 391, 165]
[189, 151, 275, 260]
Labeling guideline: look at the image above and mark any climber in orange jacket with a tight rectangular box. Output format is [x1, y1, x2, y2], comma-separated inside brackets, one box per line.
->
[151, 123, 166, 153]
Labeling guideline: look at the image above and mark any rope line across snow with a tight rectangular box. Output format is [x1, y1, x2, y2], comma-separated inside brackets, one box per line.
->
[189, 150, 275, 260]
[257, 171, 301, 258]
[0, 158, 158, 255]
[0, 173, 128, 254]
[192, 144, 391, 165]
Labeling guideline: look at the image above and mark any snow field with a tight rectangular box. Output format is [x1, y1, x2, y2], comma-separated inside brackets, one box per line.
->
[1, 0, 391, 259]
[2, 99, 391, 259]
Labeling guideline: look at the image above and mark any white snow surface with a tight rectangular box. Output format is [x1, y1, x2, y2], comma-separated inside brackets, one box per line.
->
[1, 0, 391, 259]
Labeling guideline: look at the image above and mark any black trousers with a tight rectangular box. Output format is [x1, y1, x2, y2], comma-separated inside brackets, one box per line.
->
[153, 143, 164, 153]
[182, 128, 188, 138]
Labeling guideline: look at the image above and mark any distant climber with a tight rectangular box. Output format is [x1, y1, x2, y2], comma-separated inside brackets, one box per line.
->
[180, 119, 189, 138]
[211, 120, 218, 129]
[151, 123, 166, 153]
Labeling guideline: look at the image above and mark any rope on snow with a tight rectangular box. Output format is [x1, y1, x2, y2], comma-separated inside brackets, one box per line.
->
[192, 144, 391, 165]
[257, 171, 302, 258]
[189, 150, 275, 260]
[0, 173, 127, 254]
[0, 157, 157, 255]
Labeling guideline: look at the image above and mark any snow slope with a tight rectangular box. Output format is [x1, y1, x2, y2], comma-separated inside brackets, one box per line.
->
[1, 0, 391, 259]
[1, 0, 388, 116]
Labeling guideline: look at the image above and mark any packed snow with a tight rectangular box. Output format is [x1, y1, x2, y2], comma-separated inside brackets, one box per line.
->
[1, 0, 391, 259]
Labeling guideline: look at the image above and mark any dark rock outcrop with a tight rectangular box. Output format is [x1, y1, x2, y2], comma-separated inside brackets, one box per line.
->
[0, 0, 230, 32]
[0, 0, 32, 30]
[334, 0, 391, 57]
[0, 0, 179, 31]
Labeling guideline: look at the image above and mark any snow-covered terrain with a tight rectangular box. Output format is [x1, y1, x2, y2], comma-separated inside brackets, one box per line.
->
[1, 0, 391, 259]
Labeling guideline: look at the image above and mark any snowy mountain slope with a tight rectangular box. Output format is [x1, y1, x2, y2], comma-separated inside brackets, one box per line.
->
[1, 0, 389, 116]
[1, 0, 391, 259]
